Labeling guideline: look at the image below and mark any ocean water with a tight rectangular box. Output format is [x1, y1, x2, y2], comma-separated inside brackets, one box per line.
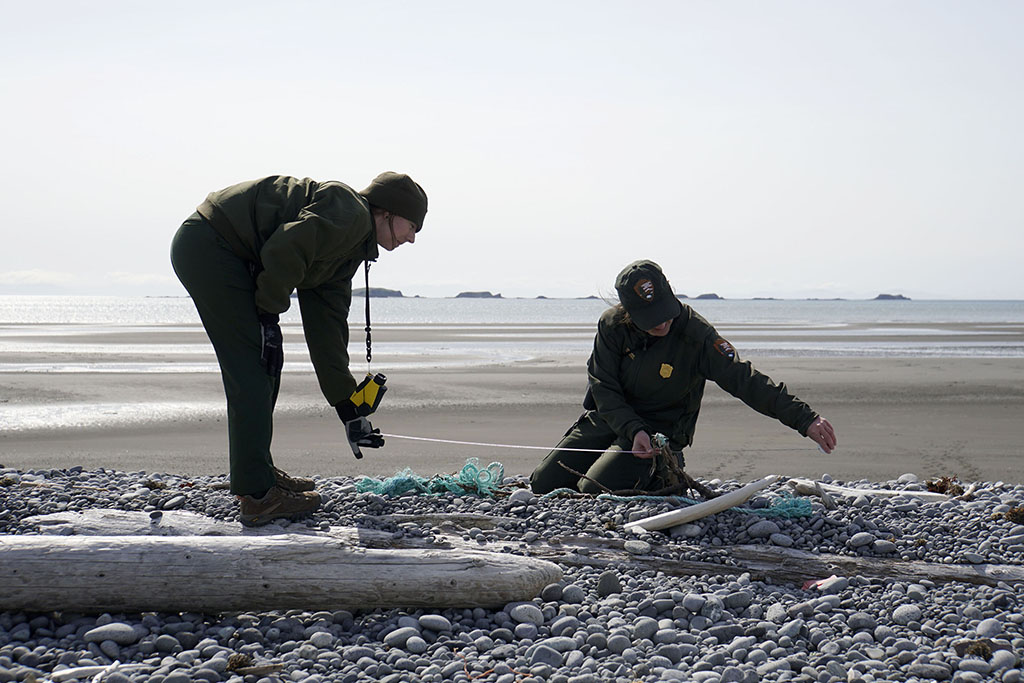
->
[2, 295, 1024, 326]
[2, 296, 1022, 433]
[0, 296, 1023, 371]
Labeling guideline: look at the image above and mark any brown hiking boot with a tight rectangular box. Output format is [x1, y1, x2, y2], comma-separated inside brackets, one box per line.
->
[238, 485, 321, 527]
[273, 467, 316, 492]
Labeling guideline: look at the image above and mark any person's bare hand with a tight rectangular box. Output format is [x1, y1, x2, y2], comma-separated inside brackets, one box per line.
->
[807, 417, 837, 454]
[632, 431, 655, 459]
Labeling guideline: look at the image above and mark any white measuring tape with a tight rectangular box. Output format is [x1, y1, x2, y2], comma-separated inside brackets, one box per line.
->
[379, 432, 648, 454]
[379, 432, 813, 455]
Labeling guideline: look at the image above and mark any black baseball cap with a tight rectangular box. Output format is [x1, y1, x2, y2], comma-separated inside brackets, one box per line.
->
[614, 260, 682, 330]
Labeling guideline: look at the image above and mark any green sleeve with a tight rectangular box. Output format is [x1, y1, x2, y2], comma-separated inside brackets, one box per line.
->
[255, 189, 372, 314]
[587, 318, 648, 441]
[297, 278, 357, 406]
[698, 330, 818, 435]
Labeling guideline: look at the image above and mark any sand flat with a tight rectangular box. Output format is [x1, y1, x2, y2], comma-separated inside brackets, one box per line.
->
[1, 323, 1022, 485]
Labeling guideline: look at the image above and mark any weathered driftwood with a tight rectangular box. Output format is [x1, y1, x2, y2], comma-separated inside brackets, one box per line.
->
[25, 510, 1024, 597]
[623, 475, 781, 533]
[788, 478, 949, 502]
[0, 532, 562, 613]
[521, 536, 1024, 588]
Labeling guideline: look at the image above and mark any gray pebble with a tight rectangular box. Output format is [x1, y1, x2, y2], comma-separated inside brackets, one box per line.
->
[530, 644, 563, 667]
[596, 570, 622, 597]
[508, 488, 533, 505]
[383, 626, 419, 648]
[419, 614, 452, 632]
[893, 604, 921, 625]
[849, 531, 875, 548]
[765, 603, 787, 623]
[162, 494, 187, 510]
[873, 539, 897, 553]
[847, 612, 876, 631]
[908, 662, 951, 680]
[83, 623, 140, 645]
[682, 593, 706, 612]
[607, 633, 631, 654]
[624, 539, 651, 555]
[977, 617, 1003, 638]
[747, 520, 780, 538]
[510, 603, 545, 625]
[561, 584, 586, 603]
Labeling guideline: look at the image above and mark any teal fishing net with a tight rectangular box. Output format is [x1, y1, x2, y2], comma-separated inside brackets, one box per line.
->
[355, 458, 506, 497]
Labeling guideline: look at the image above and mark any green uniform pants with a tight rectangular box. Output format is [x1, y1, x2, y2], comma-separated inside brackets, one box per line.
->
[170, 214, 279, 496]
[530, 410, 660, 494]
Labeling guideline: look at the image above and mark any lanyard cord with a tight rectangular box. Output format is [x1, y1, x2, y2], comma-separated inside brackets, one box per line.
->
[364, 260, 372, 367]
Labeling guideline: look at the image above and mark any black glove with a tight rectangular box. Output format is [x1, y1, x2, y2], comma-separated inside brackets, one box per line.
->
[336, 401, 385, 459]
[258, 313, 283, 378]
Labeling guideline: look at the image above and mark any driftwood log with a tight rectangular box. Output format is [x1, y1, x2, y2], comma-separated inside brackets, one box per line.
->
[0, 529, 562, 613]
[624, 475, 781, 532]
[11, 509, 1024, 617]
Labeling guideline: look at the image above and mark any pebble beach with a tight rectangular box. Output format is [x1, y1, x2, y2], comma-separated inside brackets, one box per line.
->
[1, 465, 1022, 683]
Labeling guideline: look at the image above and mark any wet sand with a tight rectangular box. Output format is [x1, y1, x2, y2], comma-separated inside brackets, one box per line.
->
[2, 320, 1023, 484]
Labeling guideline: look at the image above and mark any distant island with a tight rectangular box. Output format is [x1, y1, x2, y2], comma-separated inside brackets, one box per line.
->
[335, 289, 913, 301]
[352, 287, 404, 298]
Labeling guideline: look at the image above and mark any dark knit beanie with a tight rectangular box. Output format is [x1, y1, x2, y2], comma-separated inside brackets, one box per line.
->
[359, 172, 428, 231]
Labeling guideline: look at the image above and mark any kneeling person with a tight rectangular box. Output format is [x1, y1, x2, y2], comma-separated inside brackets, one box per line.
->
[530, 260, 836, 494]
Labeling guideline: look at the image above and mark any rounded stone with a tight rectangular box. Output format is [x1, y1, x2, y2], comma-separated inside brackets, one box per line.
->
[624, 540, 651, 555]
[383, 626, 419, 648]
[529, 644, 563, 667]
[632, 617, 659, 640]
[976, 618, 1002, 639]
[154, 634, 180, 653]
[873, 539, 897, 553]
[83, 623, 141, 645]
[508, 488, 533, 505]
[561, 584, 586, 604]
[849, 532, 875, 548]
[540, 583, 563, 602]
[406, 636, 428, 654]
[892, 604, 922, 626]
[607, 633, 631, 654]
[596, 571, 622, 597]
[510, 603, 545, 625]
[847, 612, 876, 631]
[419, 615, 452, 632]
[747, 520, 780, 539]
[309, 631, 333, 648]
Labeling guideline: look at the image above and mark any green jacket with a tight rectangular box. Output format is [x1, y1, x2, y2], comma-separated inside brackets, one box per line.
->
[197, 175, 378, 405]
[587, 303, 818, 448]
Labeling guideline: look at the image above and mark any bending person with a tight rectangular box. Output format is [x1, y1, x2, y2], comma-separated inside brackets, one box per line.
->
[171, 172, 427, 525]
[530, 260, 836, 494]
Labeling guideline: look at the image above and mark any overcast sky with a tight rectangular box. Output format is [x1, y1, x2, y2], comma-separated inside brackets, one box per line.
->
[1, 1, 1021, 299]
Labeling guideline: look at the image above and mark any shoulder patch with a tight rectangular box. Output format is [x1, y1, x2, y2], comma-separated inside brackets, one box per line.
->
[713, 337, 736, 359]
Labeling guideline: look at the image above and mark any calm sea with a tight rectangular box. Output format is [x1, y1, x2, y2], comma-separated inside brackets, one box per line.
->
[1, 296, 1023, 364]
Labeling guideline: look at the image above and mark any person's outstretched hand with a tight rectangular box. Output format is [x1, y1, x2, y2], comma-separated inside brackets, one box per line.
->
[807, 417, 837, 454]
[632, 430, 655, 459]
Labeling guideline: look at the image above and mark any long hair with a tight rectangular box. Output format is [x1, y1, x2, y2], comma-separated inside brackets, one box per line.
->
[610, 303, 633, 327]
